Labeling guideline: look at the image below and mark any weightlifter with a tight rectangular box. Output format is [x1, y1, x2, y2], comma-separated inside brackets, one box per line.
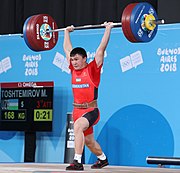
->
[63, 22, 113, 171]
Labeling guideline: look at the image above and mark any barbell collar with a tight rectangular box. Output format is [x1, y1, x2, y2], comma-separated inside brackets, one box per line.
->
[153, 19, 165, 25]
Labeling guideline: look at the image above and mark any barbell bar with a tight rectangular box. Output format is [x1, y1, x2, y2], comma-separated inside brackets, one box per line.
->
[46, 18, 164, 33]
[46, 23, 122, 33]
[22, 2, 165, 51]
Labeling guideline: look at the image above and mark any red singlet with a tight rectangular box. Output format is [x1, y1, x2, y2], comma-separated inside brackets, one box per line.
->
[69, 59, 102, 136]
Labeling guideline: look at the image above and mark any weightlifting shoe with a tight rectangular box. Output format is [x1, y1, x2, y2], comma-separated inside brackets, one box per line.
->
[66, 159, 84, 171]
[91, 158, 109, 169]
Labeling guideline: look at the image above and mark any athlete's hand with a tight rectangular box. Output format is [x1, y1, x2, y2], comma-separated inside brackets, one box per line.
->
[65, 25, 75, 32]
[103, 21, 114, 29]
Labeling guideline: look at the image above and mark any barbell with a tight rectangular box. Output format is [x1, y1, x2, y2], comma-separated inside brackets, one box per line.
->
[22, 2, 164, 51]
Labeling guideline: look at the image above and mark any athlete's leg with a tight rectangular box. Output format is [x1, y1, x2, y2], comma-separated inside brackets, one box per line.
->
[66, 116, 89, 171]
[74, 117, 89, 155]
[85, 132, 109, 169]
[85, 133, 102, 156]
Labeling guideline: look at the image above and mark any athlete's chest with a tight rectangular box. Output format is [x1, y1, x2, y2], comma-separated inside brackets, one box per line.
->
[72, 68, 89, 84]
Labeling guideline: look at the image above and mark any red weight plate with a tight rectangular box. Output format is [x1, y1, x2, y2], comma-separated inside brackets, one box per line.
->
[122, 5, 133, 42]
[27, 14, 58, 51]
[26, 15, 41, 51]
[122, 3, 138, 42]
[29, 14, 56, 51]
[122, 4, 134, 42]
[38, 14, 58, 51]
[23, 16, 34, 50]
[28, 15, 45, 51]
[121, 3, 138, 42]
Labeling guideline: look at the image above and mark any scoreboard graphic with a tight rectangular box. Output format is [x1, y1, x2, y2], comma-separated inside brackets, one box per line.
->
[0, 81, 54, 131]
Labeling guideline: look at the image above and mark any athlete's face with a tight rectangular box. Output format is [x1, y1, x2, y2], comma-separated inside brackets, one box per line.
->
[70, 54, 87, 70]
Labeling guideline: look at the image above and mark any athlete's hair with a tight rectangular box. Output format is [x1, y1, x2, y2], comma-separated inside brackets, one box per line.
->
[70, 47, 87, 58]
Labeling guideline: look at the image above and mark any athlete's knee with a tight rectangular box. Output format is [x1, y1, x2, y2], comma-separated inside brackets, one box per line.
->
[74, 122, 83, 134]
[85, 140, 94, 149]
[85, 136, 95, 148]
[74, 118, 88, 134]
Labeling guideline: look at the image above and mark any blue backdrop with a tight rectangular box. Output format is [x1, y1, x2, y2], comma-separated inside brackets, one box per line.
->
[0, 23, 180, 167]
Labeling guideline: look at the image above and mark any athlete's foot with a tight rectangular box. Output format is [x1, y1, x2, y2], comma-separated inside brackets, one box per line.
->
[91, 158, 109, 169]
[66, 160, 84, 171]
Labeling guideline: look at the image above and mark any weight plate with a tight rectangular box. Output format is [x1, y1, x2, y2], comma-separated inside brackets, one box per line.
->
[24, 14, 58, 51]
[23, 16, 35, 50]
[23, 15, 41, 51]
[130, 2, 158, 42]
[27, 15, 45, 51]
[122, 3, 138, 42]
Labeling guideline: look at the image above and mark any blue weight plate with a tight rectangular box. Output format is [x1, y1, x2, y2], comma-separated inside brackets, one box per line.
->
[130, 2, 158, 42]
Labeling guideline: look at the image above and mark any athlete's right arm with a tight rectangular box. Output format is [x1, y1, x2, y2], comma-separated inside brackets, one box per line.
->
[63, 26, 74, 64]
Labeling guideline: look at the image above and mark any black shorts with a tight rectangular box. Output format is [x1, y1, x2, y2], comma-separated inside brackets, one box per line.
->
[82, 108, 99, 127]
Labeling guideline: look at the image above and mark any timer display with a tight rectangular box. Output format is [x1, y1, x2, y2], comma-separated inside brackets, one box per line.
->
[34, 109, 52, 121]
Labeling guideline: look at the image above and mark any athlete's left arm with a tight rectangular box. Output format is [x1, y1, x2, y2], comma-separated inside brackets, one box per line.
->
[95, 22, 113, 68]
